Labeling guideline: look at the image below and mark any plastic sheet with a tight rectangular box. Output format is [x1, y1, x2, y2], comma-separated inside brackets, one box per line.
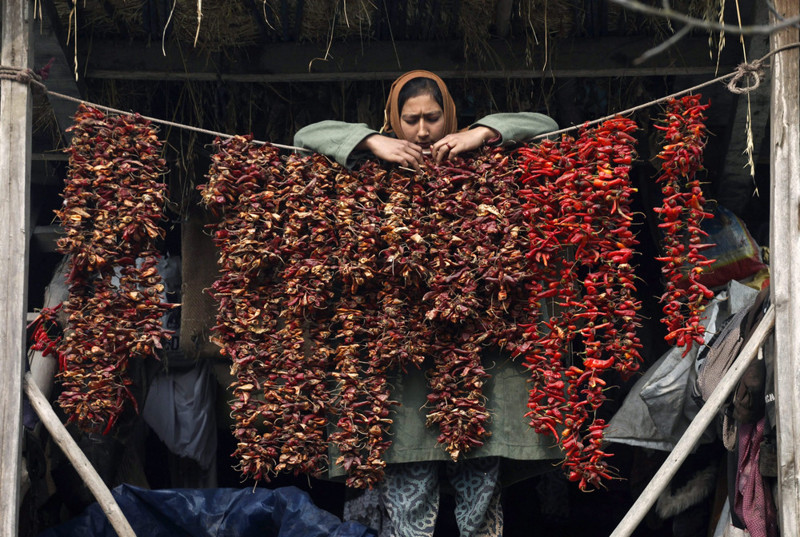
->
[606, 280, 758, 451]
[38, 484, 376, 537]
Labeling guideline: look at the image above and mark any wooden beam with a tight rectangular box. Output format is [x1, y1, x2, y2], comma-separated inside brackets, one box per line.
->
[24, 373, 136, 537]
[770, 0, 800, 533]
[0, 1, 33, 535]
[79, 36, 740, 82]
[610, 306, 776, 537]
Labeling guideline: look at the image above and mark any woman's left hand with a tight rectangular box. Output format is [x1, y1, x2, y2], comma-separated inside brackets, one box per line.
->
[430, 126, 499, 163]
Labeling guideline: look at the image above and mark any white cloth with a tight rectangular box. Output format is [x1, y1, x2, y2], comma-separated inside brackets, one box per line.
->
[142, 359, 217, 469]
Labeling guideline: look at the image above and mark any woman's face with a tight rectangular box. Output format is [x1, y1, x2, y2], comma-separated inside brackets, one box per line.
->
[399, 93, 446, 148]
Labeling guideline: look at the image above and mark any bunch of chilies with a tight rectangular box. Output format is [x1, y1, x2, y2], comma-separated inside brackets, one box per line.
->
[652, 95, 715, 353]
[30, 104, 175, 434]
[37, 96, 713, 491]
[199, 95, 713, 492]
[199, 138, 530, 489]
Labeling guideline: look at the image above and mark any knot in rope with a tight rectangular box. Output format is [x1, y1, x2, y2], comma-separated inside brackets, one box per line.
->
[0, 65, 46, 91]
[726, 59, 765, 95]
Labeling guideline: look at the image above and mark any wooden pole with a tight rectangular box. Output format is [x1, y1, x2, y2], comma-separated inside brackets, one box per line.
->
[0, 1, 32, 535]
[769, 0, 800, 534]
[24, 374, 137, 537]
[609, 307, 776, 537]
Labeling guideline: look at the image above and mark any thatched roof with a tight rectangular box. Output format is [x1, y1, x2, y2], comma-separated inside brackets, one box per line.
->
[52, 0, 719, 53]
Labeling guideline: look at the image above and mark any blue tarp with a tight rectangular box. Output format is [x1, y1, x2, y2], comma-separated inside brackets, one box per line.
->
[38, 484, 375, 537]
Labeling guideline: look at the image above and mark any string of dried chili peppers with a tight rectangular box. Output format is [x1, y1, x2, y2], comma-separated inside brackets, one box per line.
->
[201, 138, 335, 480]
[203, 132, 645, 489]
[201, 143, 539, 483]
[653, 95, 715, 355]
[50, 103, 174, 434]
[420, 148, 531, 462]
[517, 117, 642, 491]
[327, 160, 398, 489]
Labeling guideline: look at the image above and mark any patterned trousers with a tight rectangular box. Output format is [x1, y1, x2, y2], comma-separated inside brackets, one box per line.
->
[343, 457, 503, 537]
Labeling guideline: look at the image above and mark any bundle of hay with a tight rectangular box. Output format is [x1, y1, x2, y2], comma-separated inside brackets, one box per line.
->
[53, 0, 148, 38]
[296, 0, 377, 42]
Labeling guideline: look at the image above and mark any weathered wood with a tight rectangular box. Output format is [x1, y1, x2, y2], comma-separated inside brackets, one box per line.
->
[0, 1, 33, 535]
[80, 37, 738, 82]
[24, 373, 137, 537]
[609, 306, 776, 537]
[770, 0, 800, 533]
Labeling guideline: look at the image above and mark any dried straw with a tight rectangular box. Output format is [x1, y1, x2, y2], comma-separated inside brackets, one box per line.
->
[522, 0, 576, 40]
[53, 0, 148, 38]
[172, 0, 263, 50]
[297, 0, 377, 42]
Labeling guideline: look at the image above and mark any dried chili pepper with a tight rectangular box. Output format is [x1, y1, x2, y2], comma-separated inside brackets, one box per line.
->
[48, 104, 174, 434]
[652, 95, 715, 355]
[203, 130, 642, 490]
[516, 117, 642, 491]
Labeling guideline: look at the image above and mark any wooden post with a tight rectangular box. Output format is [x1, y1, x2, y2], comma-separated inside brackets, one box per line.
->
[0, 1, 32, 536]
[770, 0, 800, 534]
[24, 374, 137, 537]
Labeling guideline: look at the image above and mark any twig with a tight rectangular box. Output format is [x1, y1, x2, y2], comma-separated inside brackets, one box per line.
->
[610, 0, 800, 34]
[634, 24, 692, 65]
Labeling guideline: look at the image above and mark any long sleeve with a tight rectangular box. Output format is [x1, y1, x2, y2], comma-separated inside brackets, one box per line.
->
[293, 120, 379, 168]
[471, 112, 558, 145]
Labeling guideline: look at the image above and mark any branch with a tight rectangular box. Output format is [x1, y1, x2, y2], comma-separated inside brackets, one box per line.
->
[634, 24, 692, 65]
[610, 0, 800, 34]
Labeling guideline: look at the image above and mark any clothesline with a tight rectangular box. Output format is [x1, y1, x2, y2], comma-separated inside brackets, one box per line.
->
[2, 42, 799, 151]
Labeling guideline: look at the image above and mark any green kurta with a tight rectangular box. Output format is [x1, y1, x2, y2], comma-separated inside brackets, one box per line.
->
[297, 112, 564, 480]
[383, 352, 561, 463]
[293, 112, 559, 168]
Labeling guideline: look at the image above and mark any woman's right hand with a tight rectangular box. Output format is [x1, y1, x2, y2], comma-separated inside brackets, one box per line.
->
[359, 135, 425, 170]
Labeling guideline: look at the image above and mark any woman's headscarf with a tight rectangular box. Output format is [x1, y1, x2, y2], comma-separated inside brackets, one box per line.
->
[381, 70, 458, 139]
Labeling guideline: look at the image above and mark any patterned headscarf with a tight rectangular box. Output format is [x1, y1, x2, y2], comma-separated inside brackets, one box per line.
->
[381, 70, 458, 139]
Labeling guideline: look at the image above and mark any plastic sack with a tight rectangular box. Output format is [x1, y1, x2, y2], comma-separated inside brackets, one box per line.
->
[37, 484, 376, 537]
[693, 205, 766, 289]
[605, 280, 758, 451]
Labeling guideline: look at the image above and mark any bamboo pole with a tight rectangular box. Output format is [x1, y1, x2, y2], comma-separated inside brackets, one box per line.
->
[609, 306, 776, 537]
[769, 0, 800, 533]
[0, 1, 32, 535]
[24, 373, 137, 537]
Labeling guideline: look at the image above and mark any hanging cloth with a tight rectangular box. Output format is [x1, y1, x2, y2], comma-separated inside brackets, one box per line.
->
[734, 417, 778, 537]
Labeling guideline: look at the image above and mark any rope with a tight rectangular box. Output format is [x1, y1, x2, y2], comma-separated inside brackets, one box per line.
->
[0, 66, 44, 86]
[0, 66, 307, 152]
[534, 41, 800, 140]
[2, 41, 800, 148]
[726, 59, 766, 94]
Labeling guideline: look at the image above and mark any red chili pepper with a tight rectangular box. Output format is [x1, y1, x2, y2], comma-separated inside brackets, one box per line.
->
[652, 95, 714, 356]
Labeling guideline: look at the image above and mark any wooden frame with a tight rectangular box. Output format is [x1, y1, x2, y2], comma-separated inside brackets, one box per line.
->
[770, 0, 800, 533]
[0, 1, 32, 535]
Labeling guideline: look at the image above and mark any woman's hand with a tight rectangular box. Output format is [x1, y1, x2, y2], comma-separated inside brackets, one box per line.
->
[359, 135, 426, 170]
[430, 126, 499, 163]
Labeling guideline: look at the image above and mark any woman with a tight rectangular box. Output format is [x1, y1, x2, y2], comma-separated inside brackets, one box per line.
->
[294, 71, 560, 537]
[294, 69, 558, 169]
